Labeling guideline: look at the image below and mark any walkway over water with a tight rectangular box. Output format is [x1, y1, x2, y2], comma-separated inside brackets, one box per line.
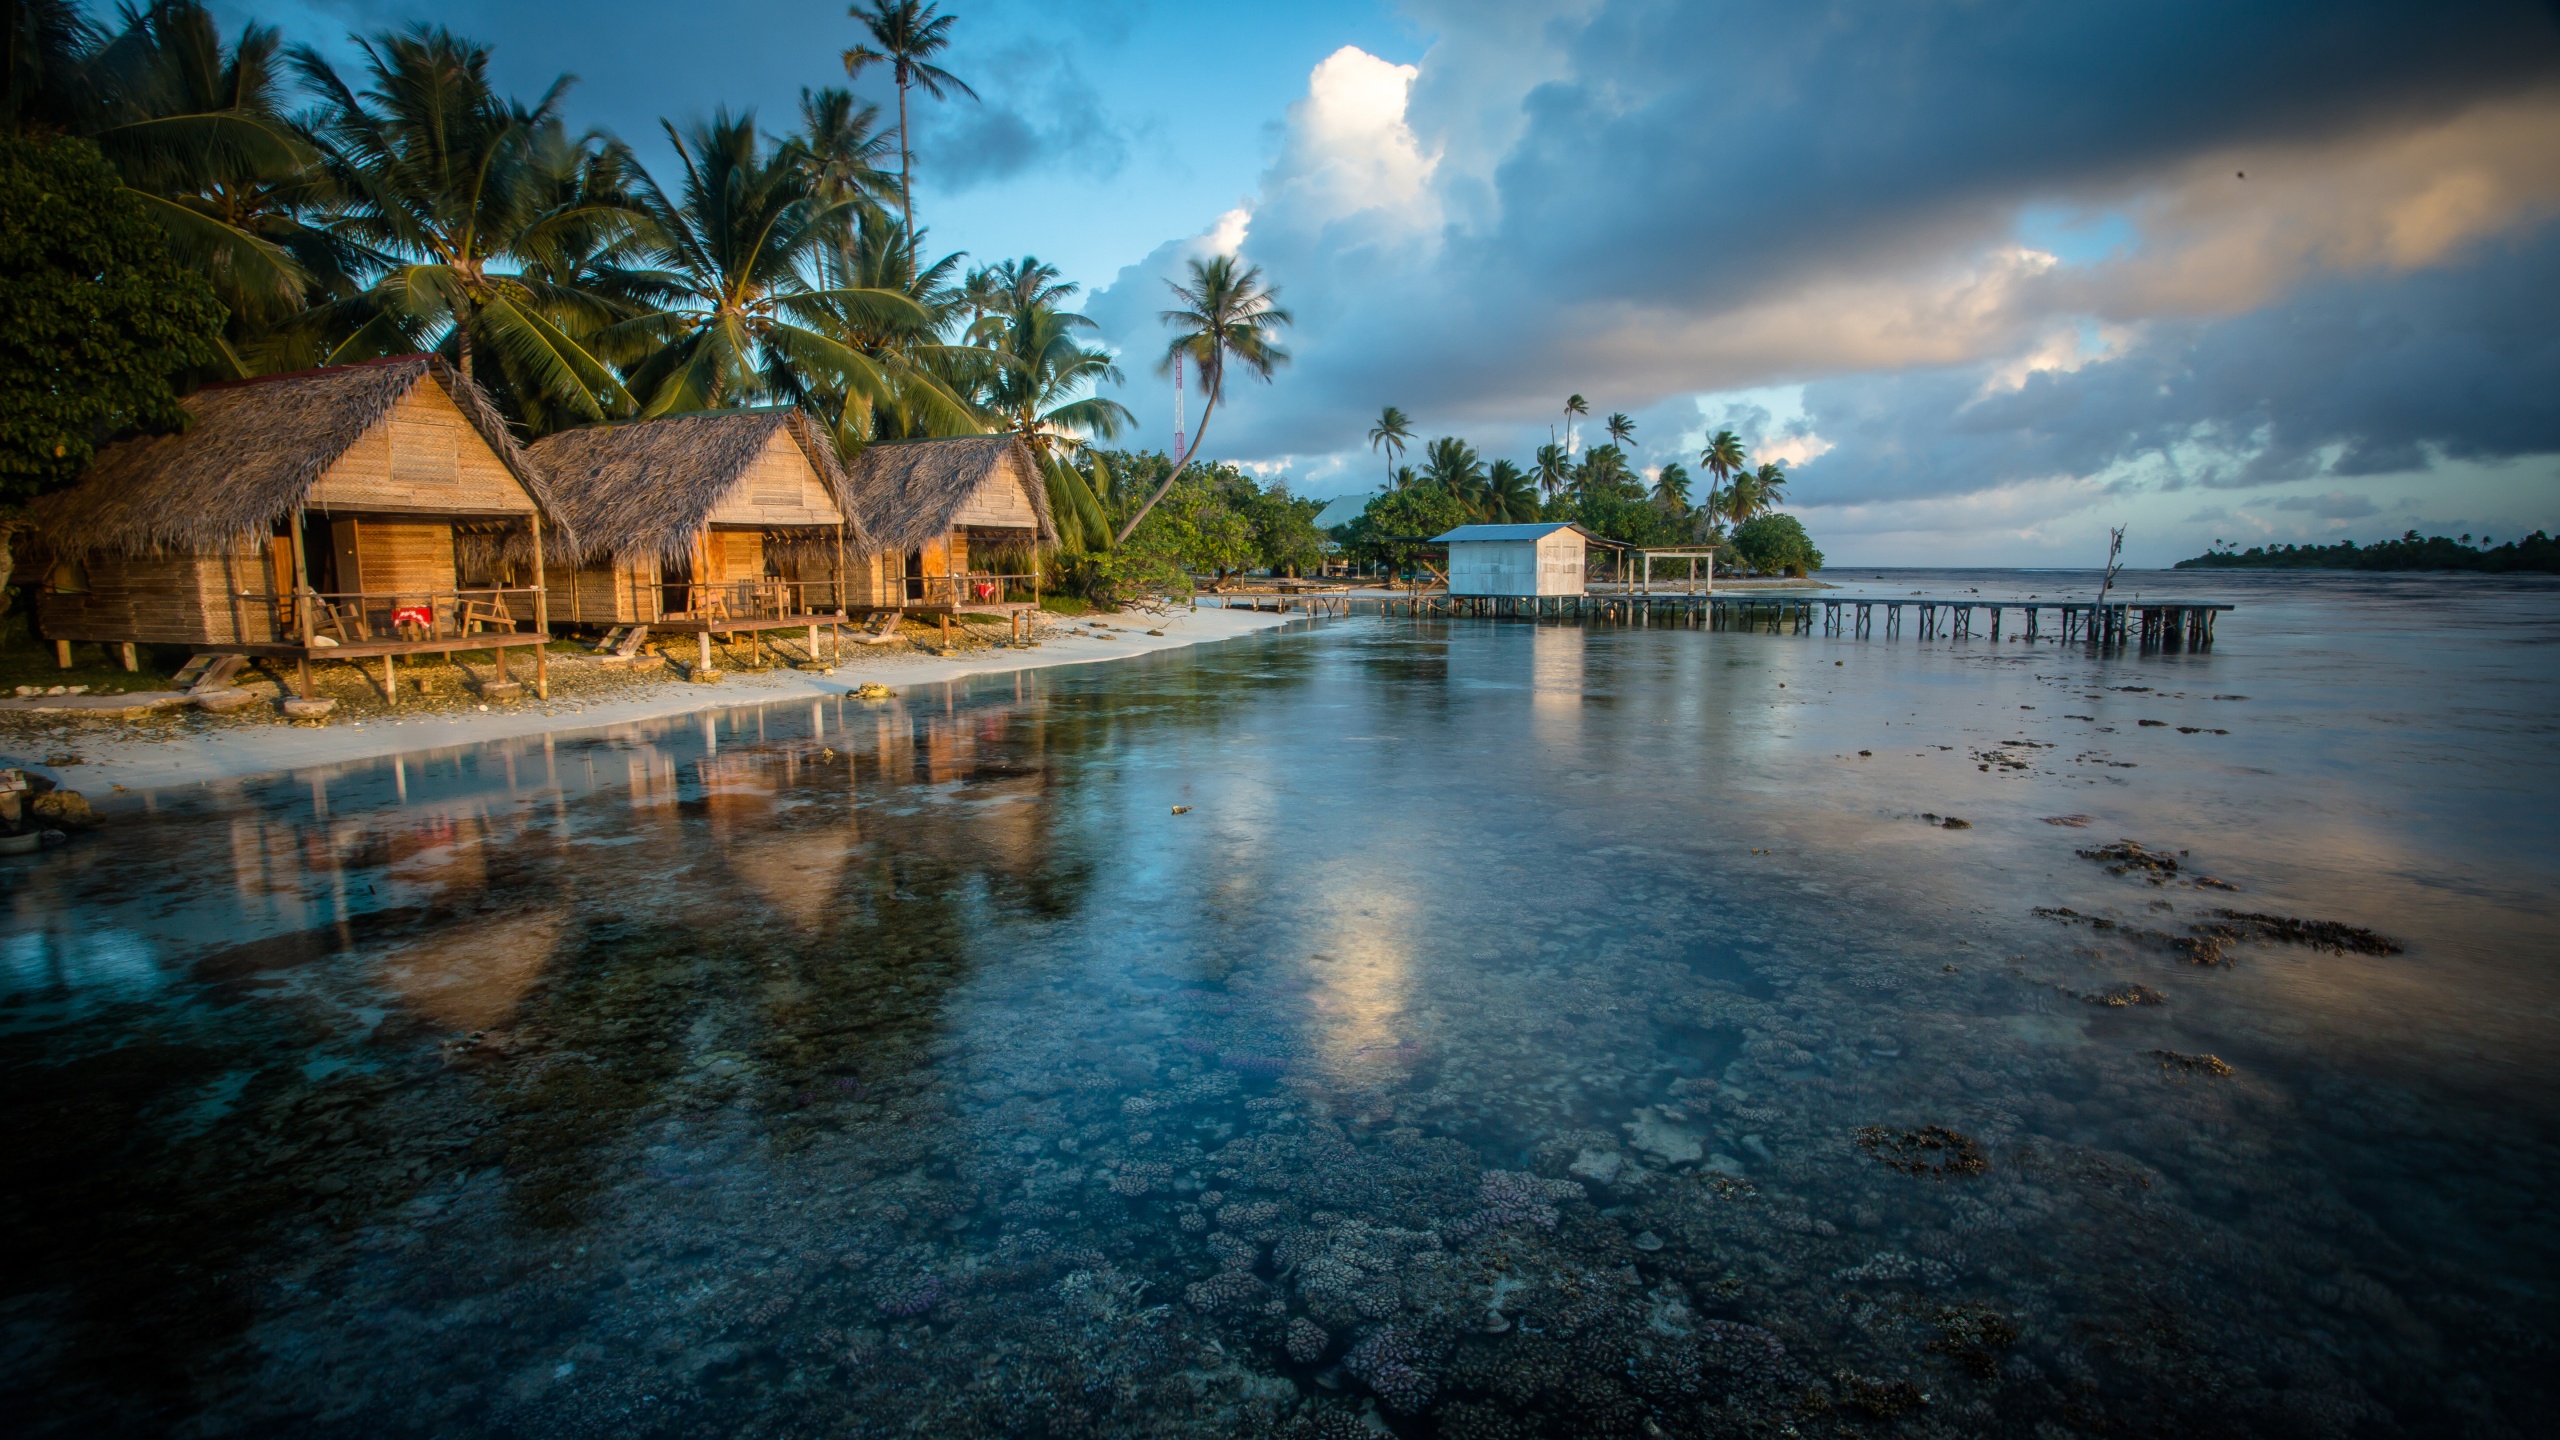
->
[1207, 590, 2233, 649]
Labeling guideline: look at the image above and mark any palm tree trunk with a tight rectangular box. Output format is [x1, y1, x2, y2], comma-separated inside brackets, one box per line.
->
[896, 77, 915, 270]
[1113, 391, 1217, 546]
[455, 314, 472, 380]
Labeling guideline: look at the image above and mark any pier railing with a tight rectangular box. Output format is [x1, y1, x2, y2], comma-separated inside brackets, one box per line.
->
[664, 579, 851, 623]
[1350, 592, 2231, 650]
[243, 586, 545, 645]
[904, 572, 1040, 609]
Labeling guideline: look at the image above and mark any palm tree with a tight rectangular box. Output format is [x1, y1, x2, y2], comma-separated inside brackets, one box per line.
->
[795, 85, 896, 211]
[78, 2, 333, 341]
[1115, 254, 1291, 543]
[1368, 405, 1413, 484]
[799, 204, 979, 439]
[1745, 460, 1787, 517]
[1421, 435, 1484, 512]
[1720, 466, 1764, 526]
[608, 109, 935, 419]
[1484, 458, 1538, 523]
[1533, 441, 1571, 500]
[1699, 428, 1747, 527]
[983, 298, 1133, 449]
[1577, 443, 1637, 500]
[841, 0, 974, 268]
[293, 27, 633, 421]
[1606, 411, 1635, 450]
[1652, 461, 1691, 512]
[1563, 393, 1588, 451]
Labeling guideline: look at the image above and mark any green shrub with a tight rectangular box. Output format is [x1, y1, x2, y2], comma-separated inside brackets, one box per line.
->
[1729, 513, 1824, 576]
[0, 133, 225, 503]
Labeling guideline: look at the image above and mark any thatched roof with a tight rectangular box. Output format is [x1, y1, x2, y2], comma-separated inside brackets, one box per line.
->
[842, 434, 1056, 553]
[529, 408, 864, 565]
[30, 356, 554, 559]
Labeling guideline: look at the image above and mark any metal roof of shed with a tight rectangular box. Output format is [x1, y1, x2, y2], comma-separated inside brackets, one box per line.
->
[1430, 522, 1619, 545]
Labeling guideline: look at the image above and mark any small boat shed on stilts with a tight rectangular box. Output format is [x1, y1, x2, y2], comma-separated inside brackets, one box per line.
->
[1433, 522, 1612, 597]
[28, 355, 565, 702]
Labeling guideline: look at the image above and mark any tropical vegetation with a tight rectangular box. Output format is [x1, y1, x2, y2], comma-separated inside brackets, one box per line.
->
[0, 130, 223, 500]
[1, 0, 1283, 602]
[2174, 530, 2559, 573]
[1334, 403, 1822, 575]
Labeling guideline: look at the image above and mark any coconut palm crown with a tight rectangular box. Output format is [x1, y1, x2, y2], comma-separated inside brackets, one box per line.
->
[1369, 405, 1413, 484]
[1115, 253, 1291, 543]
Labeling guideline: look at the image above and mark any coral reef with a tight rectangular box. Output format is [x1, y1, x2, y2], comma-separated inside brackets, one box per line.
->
[1855, 1125, 1990, 1177]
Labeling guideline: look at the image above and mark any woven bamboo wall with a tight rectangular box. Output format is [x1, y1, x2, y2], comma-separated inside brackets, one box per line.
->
[39, 544, 278, 645]
[541, 556, 661, 625]
[949, 464, 1040, 529]
[702, 430, 843, 528]
[306, 378, 533, 516]
[356, 521, 458, 596]
[712, 530, 765, 583]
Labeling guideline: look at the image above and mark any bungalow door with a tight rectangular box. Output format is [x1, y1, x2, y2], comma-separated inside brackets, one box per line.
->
[661, 552, 693, 619]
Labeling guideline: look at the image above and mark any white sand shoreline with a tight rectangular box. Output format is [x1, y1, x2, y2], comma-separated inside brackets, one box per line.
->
[28, 606, 1298, 794]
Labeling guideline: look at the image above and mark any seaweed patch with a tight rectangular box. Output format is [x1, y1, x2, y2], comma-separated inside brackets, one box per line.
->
[2151, 1049, 2234, 1079]
[1855, 1125, 1987, 1178]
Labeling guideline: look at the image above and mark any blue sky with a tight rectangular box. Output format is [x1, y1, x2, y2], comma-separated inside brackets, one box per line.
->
[223, 0, 2560, 565]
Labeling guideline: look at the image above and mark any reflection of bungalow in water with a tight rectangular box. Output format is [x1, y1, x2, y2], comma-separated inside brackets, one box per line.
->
[840, 435, 1055, 615]
[1433, 522, 1611, 596]
[30, 356, 563, 699]
[528, 408, 869, 671]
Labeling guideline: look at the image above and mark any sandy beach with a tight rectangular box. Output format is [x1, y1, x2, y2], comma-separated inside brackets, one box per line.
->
[7, 604, 1296, 794]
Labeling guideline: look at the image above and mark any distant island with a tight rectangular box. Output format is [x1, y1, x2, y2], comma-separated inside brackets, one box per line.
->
[2175, 529, 2558, 573]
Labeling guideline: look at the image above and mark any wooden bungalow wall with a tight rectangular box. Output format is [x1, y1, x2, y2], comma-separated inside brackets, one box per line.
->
[39, 373, 539, 649]
[40, 543, 279, 645]
[307, 381, 535, 517]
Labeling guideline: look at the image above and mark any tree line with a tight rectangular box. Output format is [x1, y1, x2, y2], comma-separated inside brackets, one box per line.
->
[2174, 530, 2559, 573]
[1338, 399, 1822, 577]
[0, 0, 1304, 599]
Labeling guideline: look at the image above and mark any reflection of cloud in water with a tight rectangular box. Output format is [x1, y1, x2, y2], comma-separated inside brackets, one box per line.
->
[728, 832, 857, 932]
[374, 909, 568, 1033]
[1530, 625, 1586, 747]
[1298, 873, 1417, 1075]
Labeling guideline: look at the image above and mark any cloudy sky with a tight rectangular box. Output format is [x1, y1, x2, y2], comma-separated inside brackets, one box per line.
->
[235, 0, 2560, 564]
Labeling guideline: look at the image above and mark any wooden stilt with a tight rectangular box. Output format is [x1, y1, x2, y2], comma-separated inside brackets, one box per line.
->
[54, 640, 72, 670]
[698, 629, 712, 674]
[529, 511, 549, 699]
[385, 652, 397, 704]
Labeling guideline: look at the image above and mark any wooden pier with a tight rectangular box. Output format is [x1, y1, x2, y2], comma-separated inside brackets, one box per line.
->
[1200, 592, 1355, 618]
[1338, 591, 2229, 650]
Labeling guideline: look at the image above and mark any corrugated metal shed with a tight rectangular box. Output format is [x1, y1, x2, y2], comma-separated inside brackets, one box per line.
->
[1433, 522, 1611, 597]
[1429, 522, 1610, 544]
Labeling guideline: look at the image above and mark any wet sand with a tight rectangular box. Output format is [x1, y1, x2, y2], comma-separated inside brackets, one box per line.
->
[10, 604, 1292, 792]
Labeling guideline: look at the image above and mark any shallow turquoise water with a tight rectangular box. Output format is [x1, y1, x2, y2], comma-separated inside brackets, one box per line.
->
[5, 571, 2556, 1438]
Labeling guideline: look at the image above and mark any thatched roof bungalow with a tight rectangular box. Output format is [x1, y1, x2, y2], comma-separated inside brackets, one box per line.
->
[840, 434, 1054, 611]
[30, 355, 563, 695]
[529, 407, 867, 629]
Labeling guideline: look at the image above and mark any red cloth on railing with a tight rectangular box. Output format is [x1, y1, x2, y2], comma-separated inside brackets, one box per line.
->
[973, 581, 996, 601]
[393, 604, 433, 631]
